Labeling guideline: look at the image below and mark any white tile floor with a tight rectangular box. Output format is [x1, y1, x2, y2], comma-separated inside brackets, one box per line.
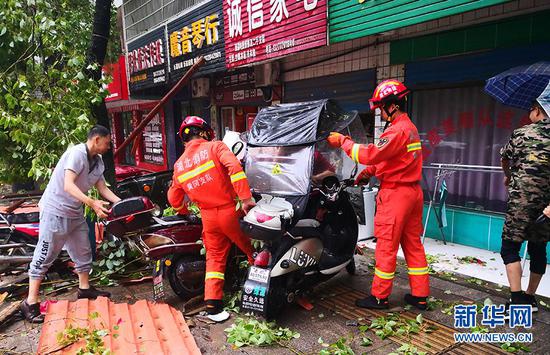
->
[357, 225, 550, 298]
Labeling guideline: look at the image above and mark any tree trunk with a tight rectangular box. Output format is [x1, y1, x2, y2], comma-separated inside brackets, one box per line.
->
[86, 0, 116, 187]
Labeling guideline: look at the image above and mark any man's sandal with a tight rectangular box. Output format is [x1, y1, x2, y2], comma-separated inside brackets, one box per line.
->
[20, 300, 45, 323]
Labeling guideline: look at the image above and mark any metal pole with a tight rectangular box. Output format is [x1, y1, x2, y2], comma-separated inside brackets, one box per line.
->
[114, 56, 206, 159]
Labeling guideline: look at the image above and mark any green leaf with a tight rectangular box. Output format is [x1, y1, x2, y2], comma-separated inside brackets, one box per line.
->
[361, 337, 373, 347]
[106, 260, 114, 270]
[416, 314, 423, 324]
[96, 329, 109, 337]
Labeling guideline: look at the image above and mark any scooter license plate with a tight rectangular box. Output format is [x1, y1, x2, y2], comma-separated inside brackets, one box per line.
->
[152, 259, 165, 301]
[241, 267, 270, 315]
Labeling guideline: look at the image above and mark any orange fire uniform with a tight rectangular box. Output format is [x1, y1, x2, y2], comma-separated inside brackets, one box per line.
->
[167, 138, 255, 301]
[330, 113, 429, 299]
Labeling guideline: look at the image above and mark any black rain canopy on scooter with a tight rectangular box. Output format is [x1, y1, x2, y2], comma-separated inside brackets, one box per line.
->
[242, 99, 359, 222]
[244, 99, 358, 146]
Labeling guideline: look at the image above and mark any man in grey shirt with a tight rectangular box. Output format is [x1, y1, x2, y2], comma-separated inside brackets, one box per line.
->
[20, 125, 121, 323]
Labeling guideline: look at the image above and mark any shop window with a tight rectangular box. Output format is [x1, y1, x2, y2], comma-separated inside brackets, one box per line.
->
[121, 112, 135, 165]
[411, 86, 525, 212]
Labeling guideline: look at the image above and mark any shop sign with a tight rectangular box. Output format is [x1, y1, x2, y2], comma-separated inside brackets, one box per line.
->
[214, 69, 255, 87]
[223, 0, 327, 68]
[103, 56, 129, 102]
[167, 1, 226, 79]
[215, 87, 263, 105]
[127, 27, 168, 92]
[142, 113, 165, 165]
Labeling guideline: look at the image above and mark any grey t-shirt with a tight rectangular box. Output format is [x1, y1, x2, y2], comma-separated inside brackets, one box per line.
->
[39, 143, 105, 218]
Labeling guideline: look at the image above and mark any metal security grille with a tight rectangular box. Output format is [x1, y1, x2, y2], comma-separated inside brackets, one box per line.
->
[123, 0, 203, 41]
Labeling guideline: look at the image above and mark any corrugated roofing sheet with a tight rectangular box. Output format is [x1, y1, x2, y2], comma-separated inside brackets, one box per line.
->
[37, 297, 201, 355]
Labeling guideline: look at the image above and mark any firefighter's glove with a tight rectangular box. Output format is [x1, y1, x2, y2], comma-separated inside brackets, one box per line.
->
[242, 198, 256, 214]
[354, 169, 371, 186]
[327, 132, 352, 148]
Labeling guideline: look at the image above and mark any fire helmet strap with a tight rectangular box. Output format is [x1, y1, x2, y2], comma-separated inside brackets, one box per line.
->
[382, 105, 398, 131]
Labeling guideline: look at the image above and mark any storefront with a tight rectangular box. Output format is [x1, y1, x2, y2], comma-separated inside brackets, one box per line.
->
[105, 57, 167, 174]
[166, 0, 226, 154]
[389, 11, 550, 259]
[284, 69, 377, 141]
[212, 68, 282, 137]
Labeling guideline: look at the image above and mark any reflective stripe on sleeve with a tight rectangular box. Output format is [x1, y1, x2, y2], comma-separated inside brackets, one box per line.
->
[230, 171, 247, 183]
[407, 142, 422, 152]
[351, 144, 361, 163]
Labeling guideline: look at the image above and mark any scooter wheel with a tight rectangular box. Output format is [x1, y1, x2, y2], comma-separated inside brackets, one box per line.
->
[346, 256, 356, 275]
[168, 254, 205, 301]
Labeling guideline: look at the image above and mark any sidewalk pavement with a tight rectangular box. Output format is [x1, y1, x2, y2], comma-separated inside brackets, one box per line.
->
[1, 247, 548, 354]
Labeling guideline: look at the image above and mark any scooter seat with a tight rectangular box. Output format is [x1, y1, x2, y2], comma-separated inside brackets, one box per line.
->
[289, 219, 321, 238]
[295, 219, 320, 228]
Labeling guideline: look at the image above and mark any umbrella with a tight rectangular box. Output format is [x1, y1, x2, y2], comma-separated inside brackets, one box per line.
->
[536, 81, 550, 116]
[484, 61, 550, 110]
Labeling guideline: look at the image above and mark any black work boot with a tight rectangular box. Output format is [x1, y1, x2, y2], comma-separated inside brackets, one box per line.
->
[355, 295, 389, 309]
[524, 293, 539, 312]
[77, 286, 111, 299]
[404, 293, 428, 310]
[20, 300, 45, 323]
[504, 291, 533, 319]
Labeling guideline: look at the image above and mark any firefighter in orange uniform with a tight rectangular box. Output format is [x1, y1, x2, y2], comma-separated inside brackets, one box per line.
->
[327, 80, 430, 310]
[167, 116, 256, 322]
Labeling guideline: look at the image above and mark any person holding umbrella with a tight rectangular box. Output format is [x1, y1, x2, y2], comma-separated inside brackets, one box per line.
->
[486, 64, 550, 312]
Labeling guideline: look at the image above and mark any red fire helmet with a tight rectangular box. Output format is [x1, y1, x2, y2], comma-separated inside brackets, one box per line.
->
[369, 79, 410, 111]
[178, 116, 215, 141]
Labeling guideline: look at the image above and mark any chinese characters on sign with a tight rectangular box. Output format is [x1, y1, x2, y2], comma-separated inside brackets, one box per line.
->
[127, 28, 168, 92]
[421, 108, 529, 160]
[167, 1, 226, 78]
[241, 266, 270, 314]
[142, 114, 165, 165]
[170, 14, 220, 57]
[453, 304, 533, 329]
[224, 0, 327, 68]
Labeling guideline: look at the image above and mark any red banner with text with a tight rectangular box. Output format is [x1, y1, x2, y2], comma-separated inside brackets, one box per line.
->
[223, 0, 327, 68]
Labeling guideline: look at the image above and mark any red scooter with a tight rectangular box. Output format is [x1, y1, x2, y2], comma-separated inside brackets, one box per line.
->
[103, 197, 206, 301]
[0, 205, 41, 272]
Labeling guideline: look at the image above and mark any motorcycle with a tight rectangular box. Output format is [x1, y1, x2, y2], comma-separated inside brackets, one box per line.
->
[0, 202, 41, 272]
[238, 99, 362, 319]
[116, 170, 173, 216]
[102, 196, 206, 300]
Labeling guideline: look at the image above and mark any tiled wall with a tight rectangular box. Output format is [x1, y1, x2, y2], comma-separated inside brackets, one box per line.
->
[281, 0, 547, 84]
[423, 204, 550, 264]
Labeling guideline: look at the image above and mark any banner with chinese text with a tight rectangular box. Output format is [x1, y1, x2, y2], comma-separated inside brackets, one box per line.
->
[127, 27, 168, 92]
[167, 1, 225, 79]
[223, 0, 327, 68]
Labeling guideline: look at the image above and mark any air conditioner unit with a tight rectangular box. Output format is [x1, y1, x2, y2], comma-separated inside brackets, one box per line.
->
[192, 78, 210, 98]
[254, 62, 280, 87]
